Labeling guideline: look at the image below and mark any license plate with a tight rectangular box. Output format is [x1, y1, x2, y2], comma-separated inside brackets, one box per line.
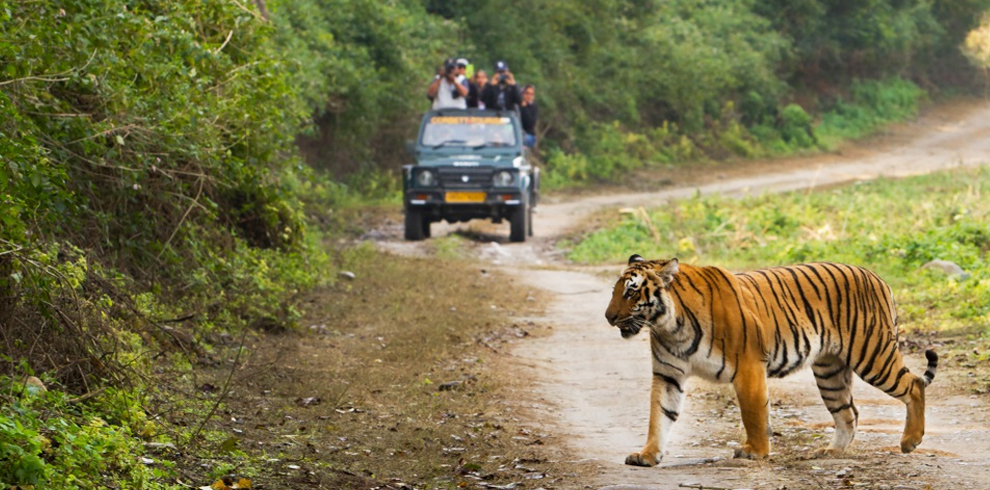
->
[445, 191, 486, 203]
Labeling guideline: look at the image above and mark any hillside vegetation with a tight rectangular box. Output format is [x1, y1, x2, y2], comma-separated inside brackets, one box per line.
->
[289, 0, 990, 185]
[2, 0, 990, 488]
[2, 1, 323, 487]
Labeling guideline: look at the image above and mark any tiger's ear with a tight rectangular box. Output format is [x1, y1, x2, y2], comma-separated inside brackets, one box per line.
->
[657, 258, 679, 287]
[628, 254, 646, 265]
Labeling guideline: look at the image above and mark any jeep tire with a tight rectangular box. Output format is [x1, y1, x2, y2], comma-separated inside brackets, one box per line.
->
[404, 210, 425, 241]
[527, 202, 533, 237]
[510, 202, 528, 243]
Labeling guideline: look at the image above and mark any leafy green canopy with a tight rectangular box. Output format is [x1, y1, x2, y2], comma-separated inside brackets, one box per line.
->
[270, 0, 454, 183]
[283, 0, 990, 183]
[3, 0, 307, 254]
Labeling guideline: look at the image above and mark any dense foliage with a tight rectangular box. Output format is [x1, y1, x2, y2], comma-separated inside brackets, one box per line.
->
[2, 0, 318, 358]
[0, 381, 167, 489]
[568, 167, 990, 331]
[285, 0, 990, 184]
[273, 0, 452, 185]
[2, 1, 325, 487]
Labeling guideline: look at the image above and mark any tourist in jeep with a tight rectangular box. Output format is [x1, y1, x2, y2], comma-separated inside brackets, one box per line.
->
[468, 70, 488, 109]
[427, 57, 469, 110]
[520, 84, 538, 148]
[481, 61, 521, 112]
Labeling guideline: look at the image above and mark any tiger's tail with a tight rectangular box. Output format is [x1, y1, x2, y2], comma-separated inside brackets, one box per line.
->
[921, 349, 938, 386]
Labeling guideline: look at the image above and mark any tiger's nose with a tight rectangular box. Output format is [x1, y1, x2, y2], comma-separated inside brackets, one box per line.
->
[605, 308, 618, 326]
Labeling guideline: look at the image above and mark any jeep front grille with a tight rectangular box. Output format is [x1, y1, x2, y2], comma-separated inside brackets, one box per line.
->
[437, 167, 494, 189]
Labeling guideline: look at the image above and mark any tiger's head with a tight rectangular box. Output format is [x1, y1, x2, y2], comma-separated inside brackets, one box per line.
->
[605, 254, 679, 338]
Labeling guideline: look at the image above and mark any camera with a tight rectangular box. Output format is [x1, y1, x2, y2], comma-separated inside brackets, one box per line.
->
[443, 58, 456, 77]
[494, 61, 509, 84]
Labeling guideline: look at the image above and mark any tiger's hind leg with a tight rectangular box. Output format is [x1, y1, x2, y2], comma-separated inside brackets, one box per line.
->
[812, 355, 858, 457]
[895, 376, 926, 454]
[855, 347, 938, 454]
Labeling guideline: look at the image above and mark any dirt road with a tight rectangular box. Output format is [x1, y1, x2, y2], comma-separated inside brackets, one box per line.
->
[382, 100, 990, 489]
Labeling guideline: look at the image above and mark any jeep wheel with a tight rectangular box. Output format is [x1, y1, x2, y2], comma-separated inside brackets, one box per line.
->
[404, 210, 425, 241]
[510, 203, 528, 243]
[527, 203, 533, 237]
[422, 216, 431, 238]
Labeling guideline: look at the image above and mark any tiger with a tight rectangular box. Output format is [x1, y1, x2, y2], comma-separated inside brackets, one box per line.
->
[604, 255, 938, 467]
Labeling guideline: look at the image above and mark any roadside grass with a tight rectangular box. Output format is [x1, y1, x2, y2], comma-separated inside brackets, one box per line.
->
[565, 166, 990, 338]
[815, 78, 928, 150]
[432, 234, 471, 259]
[167, 244, 562, 489]
[290, 168, 402, 239]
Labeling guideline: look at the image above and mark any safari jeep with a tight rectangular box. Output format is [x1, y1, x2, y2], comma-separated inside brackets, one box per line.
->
[402, 109, 539, 242]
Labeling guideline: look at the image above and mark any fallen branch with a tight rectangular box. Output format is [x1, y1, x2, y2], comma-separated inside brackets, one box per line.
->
[69, 387, 106, 404]
[186, 327, 248, 446]
[229, 0, 266, 22]
[214, 29, 234, 54]
[157, 176, 204, 261]
[0, 49, 99, 87]
[679, 484, 730, 490]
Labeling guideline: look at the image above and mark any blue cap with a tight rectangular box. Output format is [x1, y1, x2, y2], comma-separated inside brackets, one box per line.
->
[494, 61, 508, 72]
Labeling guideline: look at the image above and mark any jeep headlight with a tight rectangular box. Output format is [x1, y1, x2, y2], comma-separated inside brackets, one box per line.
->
[493, 170, 514, 187]
[415, 169, 436, 187]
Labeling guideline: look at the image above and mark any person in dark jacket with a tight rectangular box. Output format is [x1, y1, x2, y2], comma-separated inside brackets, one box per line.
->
[481, 61, 521, 111]
[519, 84, 538, 148]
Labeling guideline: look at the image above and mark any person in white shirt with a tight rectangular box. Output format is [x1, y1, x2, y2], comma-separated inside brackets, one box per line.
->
[426, 58, 469, 110]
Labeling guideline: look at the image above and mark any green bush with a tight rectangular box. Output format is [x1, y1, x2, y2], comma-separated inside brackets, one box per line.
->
[780, 104, 816, 148]
[817, 78, 927, 148]
[544, 77, 930, 187]
[0, 378, 172, 490]
[718, 121, 763, 158]
[2, 1, 337, 481]
[1, 0, 329, 359]
[2, 0, 309, 253]
[543, 149, 591, 188]
[0, 416, 47, 489]
[272, 0, 455, 175]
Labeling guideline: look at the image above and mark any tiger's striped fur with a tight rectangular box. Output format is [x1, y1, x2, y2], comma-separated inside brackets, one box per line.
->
[604, 255, 938, 467]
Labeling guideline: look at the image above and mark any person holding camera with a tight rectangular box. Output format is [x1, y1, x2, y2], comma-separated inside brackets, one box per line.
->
[427, 57, 469, 110]
[481, 61, 521, 112]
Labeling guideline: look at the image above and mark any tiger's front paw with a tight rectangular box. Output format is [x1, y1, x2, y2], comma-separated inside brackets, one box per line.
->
[813, 446, 852, 459]
[900, 434, 922, 454]
[625, 451, 661, 467]
[732, 443, 768, 460]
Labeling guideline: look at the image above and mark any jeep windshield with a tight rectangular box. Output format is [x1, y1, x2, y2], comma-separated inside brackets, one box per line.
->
[420, 115, 518, 148]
